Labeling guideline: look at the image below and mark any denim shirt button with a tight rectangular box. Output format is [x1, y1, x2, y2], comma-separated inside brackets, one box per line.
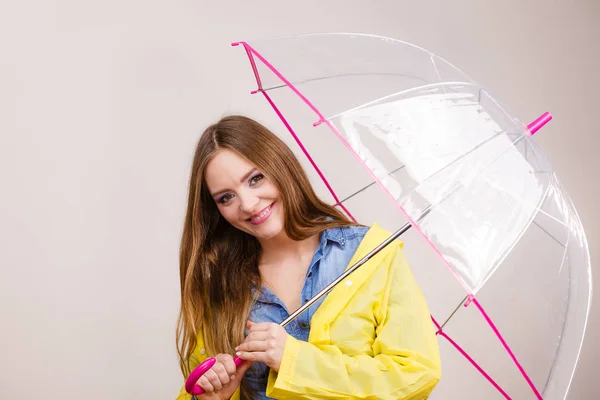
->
[300, 322, 308, 329]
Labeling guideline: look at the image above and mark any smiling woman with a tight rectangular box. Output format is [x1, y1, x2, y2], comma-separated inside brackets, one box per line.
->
[175, 115, 441, 400]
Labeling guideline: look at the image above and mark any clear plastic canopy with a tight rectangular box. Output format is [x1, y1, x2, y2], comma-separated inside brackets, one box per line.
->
[232, 33, 592, 399]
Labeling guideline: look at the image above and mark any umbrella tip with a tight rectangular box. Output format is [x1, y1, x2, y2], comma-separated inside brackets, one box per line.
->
[527, 112, 552, 135]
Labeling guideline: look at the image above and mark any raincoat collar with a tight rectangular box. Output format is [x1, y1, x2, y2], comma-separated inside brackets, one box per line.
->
[309, 222, 401, 343]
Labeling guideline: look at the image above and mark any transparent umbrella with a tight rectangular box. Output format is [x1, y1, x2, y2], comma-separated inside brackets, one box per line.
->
[188, 33, 592, 399]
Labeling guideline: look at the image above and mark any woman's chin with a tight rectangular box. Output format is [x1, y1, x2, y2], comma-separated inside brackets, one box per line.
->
[253, 222, 285, 242]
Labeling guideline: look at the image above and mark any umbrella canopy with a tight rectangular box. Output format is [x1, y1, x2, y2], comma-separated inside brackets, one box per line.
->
[231, 33, 592, 400]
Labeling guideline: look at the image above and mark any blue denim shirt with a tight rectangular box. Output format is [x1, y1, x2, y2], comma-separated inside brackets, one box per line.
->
[244, 224, 369, 399]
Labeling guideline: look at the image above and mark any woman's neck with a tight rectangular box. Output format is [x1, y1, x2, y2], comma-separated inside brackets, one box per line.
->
[257, 231, 321, 312]
[258, 231, 320, 267]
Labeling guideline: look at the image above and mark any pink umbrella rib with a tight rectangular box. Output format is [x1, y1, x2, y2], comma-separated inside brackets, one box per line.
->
[432, 316, 512, 399]
[471, 296, 544, 399]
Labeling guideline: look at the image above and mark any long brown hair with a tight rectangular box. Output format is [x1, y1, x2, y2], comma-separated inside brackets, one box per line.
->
[176, 115, 357, 397]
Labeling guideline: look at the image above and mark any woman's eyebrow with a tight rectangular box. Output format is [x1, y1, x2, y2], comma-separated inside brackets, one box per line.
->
[210, 168, 257, 197]
[239, 168, 257, 183]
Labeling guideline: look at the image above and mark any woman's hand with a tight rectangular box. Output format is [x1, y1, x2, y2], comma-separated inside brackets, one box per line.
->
[235, 321, 289, 372]
[196, 353, 252, 400]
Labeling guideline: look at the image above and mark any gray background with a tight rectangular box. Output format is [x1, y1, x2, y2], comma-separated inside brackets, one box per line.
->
[0, 1, 597, 399]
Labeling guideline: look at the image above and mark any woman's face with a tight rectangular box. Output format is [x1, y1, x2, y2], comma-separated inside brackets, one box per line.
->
[205, 148, 285, 242]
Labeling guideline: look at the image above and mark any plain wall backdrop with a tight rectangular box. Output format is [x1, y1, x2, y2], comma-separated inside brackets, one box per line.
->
[0, 1, 598, 399]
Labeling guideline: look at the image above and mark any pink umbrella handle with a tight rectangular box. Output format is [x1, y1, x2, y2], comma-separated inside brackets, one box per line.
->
[185, 356, 245, 395]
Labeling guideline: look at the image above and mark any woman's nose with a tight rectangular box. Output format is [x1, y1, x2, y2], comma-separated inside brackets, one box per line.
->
[238, 192, 260, 214]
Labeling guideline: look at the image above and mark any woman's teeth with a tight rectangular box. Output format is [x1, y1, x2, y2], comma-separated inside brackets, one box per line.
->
[251, 205, 271, 221]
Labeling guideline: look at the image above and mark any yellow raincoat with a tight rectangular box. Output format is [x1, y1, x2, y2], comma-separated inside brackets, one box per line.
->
[177, 223, 441, 399]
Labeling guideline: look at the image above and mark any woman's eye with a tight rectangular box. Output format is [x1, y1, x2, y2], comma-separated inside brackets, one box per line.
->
[249, 173, 264, 186]
[217, 193, 234, 204]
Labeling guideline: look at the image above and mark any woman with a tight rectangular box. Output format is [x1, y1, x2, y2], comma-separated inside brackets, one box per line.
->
[176, 115, 441, 400]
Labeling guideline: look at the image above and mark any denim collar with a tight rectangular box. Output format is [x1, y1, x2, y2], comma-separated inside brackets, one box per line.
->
[319, 225, 347, 248]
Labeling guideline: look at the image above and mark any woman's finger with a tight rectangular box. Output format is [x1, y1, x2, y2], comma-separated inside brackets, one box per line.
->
[215, 354, 237, 376]
[237, 337, 277, 355]
[195, 374, 214, 393]
[237, 339, 273, 353]
[212, 362, 231, 387]
[204, 368, 223, 391]
[243, 330, 271, 343]
[236, 349, 265, 362]
[246, 320, 272, 332]
[236, 347, 279, 363]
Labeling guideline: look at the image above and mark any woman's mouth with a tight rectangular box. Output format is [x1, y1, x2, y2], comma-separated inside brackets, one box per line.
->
[248, 202, 275, 225]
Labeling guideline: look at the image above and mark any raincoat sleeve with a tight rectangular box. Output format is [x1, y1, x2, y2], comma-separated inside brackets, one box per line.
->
[175, 333, 242, 400]
[265, 244, 442, 399]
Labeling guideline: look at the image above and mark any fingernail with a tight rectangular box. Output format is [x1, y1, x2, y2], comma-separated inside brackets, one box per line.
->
[231, 375, 235, 380]
[236, 351, 241, 356]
